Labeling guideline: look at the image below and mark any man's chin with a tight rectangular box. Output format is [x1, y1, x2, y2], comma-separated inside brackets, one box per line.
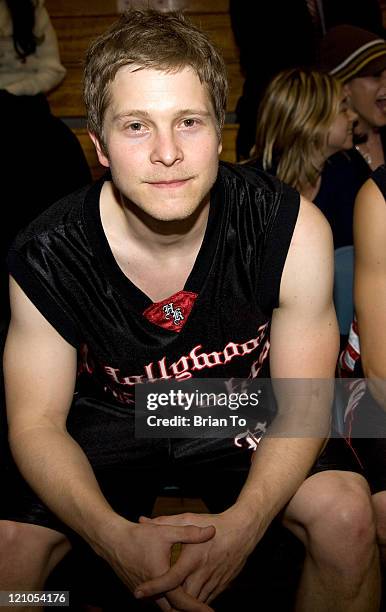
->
[145, 208, 201, 224]
[137, 194, 210, 223]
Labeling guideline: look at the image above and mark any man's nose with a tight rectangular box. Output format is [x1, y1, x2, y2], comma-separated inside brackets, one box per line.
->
[150, 128, 183, 166]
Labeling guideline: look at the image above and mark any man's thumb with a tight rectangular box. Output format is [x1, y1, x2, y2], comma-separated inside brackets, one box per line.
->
[179, 524, 215, 543]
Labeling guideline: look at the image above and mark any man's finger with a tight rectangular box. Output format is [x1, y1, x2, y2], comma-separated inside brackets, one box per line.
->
[170, 524, 215, 544]
[135, 551, 197, 598]
[198, 577, 219, 604]
[139, 516, 216, 542]
[139, 515, 153, 523]
[155, 595, 173, 611]
[140, 514, 186, 526]
[135, 568, 186, 598]
[166, 586, 214, 612]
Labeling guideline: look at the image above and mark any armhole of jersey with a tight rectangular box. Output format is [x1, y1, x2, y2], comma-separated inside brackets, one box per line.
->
[7, 249, 81, 349]
[371, 164, 386, 200]
[258, 185, 300, 316]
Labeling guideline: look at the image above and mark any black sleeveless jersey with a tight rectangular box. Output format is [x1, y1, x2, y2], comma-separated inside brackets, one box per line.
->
[8, 162, 299, 415]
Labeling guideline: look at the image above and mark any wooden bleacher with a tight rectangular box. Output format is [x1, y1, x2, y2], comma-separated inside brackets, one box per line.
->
[45, 0, 242, 180]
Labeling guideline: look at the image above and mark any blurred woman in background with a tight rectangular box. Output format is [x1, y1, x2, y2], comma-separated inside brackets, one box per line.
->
[249, 68, 357, 201]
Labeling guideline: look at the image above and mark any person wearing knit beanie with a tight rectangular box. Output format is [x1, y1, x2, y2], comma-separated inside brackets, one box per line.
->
[320, 24, 386, 170]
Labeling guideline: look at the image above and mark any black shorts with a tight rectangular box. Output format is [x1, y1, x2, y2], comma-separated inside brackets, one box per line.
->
[346, 387, 386, 494]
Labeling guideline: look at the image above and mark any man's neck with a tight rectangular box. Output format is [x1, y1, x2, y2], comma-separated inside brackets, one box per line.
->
[101, 181, 210, 258]
[99, 181, 211, 302]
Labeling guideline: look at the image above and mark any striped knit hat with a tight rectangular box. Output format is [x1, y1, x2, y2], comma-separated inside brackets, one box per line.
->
[319, 25, 386, 83]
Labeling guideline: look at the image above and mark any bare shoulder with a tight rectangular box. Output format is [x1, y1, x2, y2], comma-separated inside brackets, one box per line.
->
[355, 176, 386, 228]
[356, 174, 384, 206]
[270, 196, 338, 377]
[6, 277, 76, 357]
[5, 278, 77, 431]
[279, 196, 334, 308]
[291, 195, 333, 253]
[354, 176, 386, 266]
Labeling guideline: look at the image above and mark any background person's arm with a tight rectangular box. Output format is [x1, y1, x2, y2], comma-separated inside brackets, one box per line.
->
[135, 197, 339, 603]
[4, 278, 214, 612]
[354, 178, 386, 409]
[4, 0, 66, 95]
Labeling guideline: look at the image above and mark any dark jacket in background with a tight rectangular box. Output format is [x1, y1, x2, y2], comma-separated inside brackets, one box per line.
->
[1, 91, 92, 321]
[315, 127, 386, 248]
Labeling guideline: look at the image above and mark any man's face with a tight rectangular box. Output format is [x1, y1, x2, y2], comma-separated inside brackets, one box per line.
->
[93, 65, 222, 222]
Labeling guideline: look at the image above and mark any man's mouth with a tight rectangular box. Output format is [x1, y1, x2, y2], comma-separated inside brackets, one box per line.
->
[146, 178, 192, 188]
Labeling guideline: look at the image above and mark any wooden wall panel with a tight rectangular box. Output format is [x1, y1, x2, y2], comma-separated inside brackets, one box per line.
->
[50, 13, 238, 67]
[46, 0, 229, 17]
[48, 72, 86, 117]
[220, 124, 238, 164]
[74, 129, 104, 181]
[46, 0, 242, 116]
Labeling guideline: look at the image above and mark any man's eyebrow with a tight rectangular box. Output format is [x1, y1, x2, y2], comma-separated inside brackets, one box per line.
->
[113, 110, 151, 123]
[112, 109, 212, 122]
[175, 109, 212, 118]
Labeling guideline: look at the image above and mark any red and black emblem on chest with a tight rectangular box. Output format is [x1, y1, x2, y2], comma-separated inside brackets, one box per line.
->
[143, 290, 198, 332]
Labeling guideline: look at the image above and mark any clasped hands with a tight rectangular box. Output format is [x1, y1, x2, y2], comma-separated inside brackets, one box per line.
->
[133, 507, 258, 611]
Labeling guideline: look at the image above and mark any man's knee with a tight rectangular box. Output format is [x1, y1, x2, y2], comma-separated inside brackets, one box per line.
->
[284, 471, 377, 569]
[0, 520, 71, 580]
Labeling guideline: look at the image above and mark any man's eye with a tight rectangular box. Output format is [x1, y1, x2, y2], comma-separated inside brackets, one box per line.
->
[128, 122, 143, 131]
[182, 118, 197, 127]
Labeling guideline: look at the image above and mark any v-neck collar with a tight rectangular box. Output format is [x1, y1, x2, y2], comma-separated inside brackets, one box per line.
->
[83, 171, 222, 315]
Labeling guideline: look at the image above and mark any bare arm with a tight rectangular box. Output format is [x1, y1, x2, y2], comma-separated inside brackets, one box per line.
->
[136, 196, 339, 602]
[4, 278, 214, 612]
[235, 196, 338, 526]
[354, 178, 386, 408]
[4, 278, 116, 544]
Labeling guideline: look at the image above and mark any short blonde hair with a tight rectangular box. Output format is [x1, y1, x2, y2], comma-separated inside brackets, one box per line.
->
[84, 9, 228, 148]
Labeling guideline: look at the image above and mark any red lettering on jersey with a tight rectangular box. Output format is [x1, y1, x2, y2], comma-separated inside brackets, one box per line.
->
[190, 345, 223, 371]
[93, 321, 271, 405]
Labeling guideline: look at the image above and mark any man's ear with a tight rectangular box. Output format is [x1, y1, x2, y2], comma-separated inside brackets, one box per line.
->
[89, 132, 110, 168]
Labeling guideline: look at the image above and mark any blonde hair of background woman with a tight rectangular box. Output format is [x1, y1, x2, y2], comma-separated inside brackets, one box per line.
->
[253, 68, 342, 193]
